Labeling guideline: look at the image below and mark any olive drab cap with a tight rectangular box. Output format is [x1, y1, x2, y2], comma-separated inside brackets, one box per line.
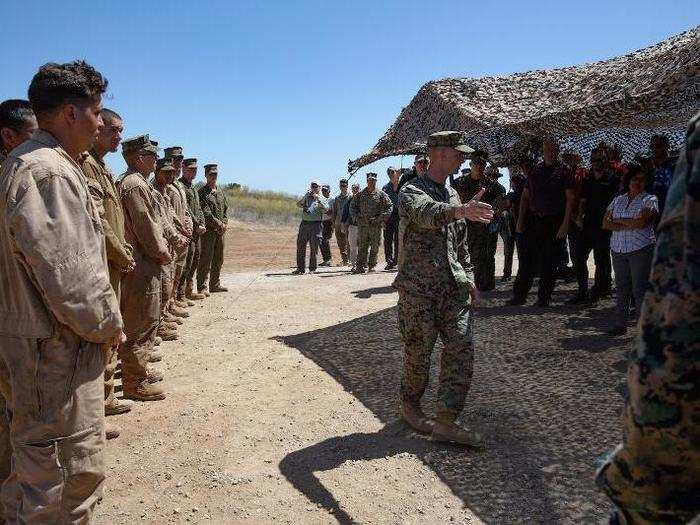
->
[427, 131, 475, 154]
[471, 149, 489, 164]
[156, 157, 176, 172]
[204, 164, 218, 176]
[164, 146, 184, 159]
[366, 172, 378, 180]
[122, 134, 158, 155]
[183, 158, 197, 167]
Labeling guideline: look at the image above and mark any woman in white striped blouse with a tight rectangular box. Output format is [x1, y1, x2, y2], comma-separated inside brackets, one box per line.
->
[602, 164, 659, 335]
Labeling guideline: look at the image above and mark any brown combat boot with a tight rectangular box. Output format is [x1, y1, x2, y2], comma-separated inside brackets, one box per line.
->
[146, 367, 164, 383]
[164, 313, 184, 325]
[210, 285, 228, 293]
[186, 282, 206, 300]
[106, 423, 121, 440]
[148, 351, 163, 363]
[123, 381, 166, 401]
[431, 418, 485, 449]
[170, 305, 190, 318]
[105, 400, 132, 416]
[158, 329, 178, 341]
[399, 401, 434, 434]
[174, 299, 189, 309]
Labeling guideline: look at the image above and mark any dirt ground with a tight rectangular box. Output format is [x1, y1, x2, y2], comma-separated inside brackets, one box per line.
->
[95, 221, 630, 524]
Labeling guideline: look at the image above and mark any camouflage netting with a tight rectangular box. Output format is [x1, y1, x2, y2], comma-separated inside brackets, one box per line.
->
[349, 26, 700, 171]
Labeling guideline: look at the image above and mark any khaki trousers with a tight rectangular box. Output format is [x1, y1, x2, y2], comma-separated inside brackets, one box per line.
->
[0, 329, 106, 523]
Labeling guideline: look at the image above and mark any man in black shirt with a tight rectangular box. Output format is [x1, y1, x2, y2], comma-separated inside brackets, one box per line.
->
[567, 149, 619, 304]
[509, 139, 575, 307]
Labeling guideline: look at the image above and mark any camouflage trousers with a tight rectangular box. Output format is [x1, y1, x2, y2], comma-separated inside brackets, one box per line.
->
[179, 234, 201, 295]
[356, 224, 382, 270]
[0, 329, 106, 523]
[467, 223, 498, 291]
[596, 225, 700, 524]
[198, 231, 225, 291]
[397, 289, 475, 422]
[334, 225, 349, 263]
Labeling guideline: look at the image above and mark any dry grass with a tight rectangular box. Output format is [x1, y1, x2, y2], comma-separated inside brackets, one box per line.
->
[222, 184, 299, 225]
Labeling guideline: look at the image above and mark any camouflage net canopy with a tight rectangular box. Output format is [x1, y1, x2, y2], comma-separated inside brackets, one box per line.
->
[349, 26, 700, 171]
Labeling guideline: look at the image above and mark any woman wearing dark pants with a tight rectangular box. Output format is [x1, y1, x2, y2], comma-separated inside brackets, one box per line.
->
[603, 164, 659, 335]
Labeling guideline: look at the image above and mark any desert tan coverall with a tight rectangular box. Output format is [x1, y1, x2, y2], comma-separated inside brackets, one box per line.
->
[81, 150, 134, 411]
[119, 169, 170, 388]
[0, 130, 122, 523]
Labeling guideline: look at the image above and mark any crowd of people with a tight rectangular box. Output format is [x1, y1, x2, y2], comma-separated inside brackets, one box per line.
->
[297, 133, 678, 337]
[0, 57, 696, 524]
[0, 60, 229, 522]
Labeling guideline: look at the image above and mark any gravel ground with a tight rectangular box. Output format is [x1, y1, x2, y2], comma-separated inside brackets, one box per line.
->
[94, 225, 630, 524]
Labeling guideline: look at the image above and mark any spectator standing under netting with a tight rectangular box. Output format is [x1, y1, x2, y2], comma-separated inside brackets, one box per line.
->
[648, 134, 675, 215]
[509, 138, 575, 307]
[602, 164, 658, 335]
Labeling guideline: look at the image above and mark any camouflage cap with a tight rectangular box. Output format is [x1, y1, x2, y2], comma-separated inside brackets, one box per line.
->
[321, 184, 330, 190]
[156, 157, 176, 172]
[339, 178, 348, 185]
[164, 146, 184, 159]
[427, 131, 475, 154]
[366, 172, 378, 180]
[387, 166, 398, 173]
[414, 154, 429, 163]
[204, 164, 218, 175]
[183, 158, 197, 167]
[471, 149, 489, 164]
[122, 134, 158, 155]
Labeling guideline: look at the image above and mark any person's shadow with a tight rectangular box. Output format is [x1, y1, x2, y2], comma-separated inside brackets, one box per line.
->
[273, 283, 631, 523]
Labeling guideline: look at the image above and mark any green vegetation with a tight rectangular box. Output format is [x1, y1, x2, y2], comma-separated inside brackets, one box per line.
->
[221, 183, 300, 225]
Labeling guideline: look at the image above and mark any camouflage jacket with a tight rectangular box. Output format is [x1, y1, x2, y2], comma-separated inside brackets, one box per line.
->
[393, 174, 475, 300]
[349, 187, 393, 226]
[199, 185, 229, 233]
[179, 177, 205, 229]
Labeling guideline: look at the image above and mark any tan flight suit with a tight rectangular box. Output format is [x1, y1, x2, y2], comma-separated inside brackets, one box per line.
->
[0, 151, 10, 518]
[81, 150, 134, 412]
[151, 179, 182, 316]
[164, 181, 192, 302]
[119, 169, 170, 389]
[0, 131, 122, 523]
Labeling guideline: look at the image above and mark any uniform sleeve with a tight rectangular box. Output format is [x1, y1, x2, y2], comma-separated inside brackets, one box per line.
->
[82, 161, 133, 270]
[222, 192, 229, 224]
[399, 184, 457, 229]
[379, 191, 393, 220]
[121, 186, 170, 261]
[457, 236, 476, 290]
[7, 168, 122, 343]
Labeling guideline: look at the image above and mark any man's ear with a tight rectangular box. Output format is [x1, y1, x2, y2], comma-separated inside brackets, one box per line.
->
[62, 103, 79, 126]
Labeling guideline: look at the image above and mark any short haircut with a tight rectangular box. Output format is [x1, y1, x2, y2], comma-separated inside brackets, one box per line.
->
[101, 108, 122, 122]
[28, 60, 108, 119]
[0, 99, 35, 151]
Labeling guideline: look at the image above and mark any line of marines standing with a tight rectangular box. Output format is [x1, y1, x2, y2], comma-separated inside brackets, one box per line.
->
[0, 61, 230, 523]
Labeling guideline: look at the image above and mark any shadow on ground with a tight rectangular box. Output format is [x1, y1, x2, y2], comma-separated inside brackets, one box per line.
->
[274, 281, 629, 524]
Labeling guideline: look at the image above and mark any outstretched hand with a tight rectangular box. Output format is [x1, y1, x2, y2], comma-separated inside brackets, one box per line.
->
[455, 188, 494, 223]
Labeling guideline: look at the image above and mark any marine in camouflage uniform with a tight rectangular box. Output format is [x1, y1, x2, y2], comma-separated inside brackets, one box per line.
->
[350, 172, 393, 273]
[395, 131, 492, 448]
[596, 111, 700, 523]
[179, 158, 207, 299]
[198, 164, 229, 293]
[451, 155, 506, 291]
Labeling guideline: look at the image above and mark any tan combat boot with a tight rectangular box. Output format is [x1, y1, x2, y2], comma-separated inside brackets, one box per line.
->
[431, 418, 485, 449]
[146, 367, 164, 383]
[148, 351, 163, 363]
[123, 381, 166, 401]
[186, 282, 206, 300]
[105, 400, 132, 416]
[158, 329, 178, 341]
[174, 298, 189, 309]
[106, 422, 121, 440]
[170, 305, 190, 318]
[154, 336, 163, 347]
[164, 312, 184, 325]
[198, 287, 210, 297]
[399, 401, 434, 434]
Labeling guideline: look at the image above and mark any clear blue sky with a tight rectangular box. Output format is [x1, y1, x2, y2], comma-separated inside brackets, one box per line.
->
[1, 1, 696, 195]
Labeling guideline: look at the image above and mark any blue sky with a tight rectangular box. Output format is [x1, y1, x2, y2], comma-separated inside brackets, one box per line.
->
[1, 1, 696, 195]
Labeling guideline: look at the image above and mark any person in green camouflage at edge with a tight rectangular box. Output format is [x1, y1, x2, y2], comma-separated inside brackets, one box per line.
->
[350, 172, 393, 273]
[197, 164, 229, 293]
[595, 110, 700, 524]
[395, 131, 494, 447]
[451, 151, 506, 291]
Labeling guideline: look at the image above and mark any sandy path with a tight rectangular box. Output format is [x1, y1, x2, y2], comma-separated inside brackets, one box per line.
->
[94, 224, 628, 524]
